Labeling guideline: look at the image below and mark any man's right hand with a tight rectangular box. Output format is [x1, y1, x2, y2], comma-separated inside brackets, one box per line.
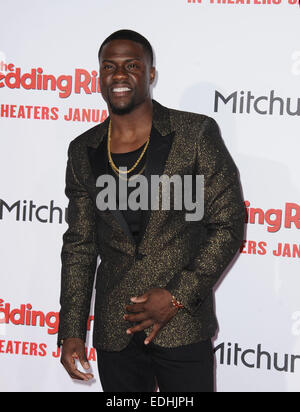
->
[60, 338, 94, 382]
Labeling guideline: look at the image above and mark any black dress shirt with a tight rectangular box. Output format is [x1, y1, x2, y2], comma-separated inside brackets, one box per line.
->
[107, 141, 147, 245]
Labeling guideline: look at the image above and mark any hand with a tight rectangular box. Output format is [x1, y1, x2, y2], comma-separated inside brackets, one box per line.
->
[60, 338, 94, 382]
[124, 288, 178, 345]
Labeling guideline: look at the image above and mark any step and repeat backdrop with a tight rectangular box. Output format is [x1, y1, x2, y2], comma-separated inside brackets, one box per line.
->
[0, 0, 299, 392]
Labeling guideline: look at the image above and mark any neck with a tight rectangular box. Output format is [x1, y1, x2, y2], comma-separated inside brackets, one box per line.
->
[108, 99, 153, 140]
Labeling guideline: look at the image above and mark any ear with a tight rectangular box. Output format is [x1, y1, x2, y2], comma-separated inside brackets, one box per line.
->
[149, 66, 156, 84]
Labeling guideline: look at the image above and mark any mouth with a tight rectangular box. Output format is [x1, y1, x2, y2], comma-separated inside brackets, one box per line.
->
[111, 86, 133, 97]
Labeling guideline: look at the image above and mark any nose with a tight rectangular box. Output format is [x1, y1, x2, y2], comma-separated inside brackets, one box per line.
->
[112, 65, 128, 81]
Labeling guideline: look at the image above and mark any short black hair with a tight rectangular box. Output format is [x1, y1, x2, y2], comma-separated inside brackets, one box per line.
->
[98, 29, 154, 66]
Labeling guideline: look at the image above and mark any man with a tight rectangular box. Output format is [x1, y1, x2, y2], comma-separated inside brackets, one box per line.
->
[58, 29, 245, 392]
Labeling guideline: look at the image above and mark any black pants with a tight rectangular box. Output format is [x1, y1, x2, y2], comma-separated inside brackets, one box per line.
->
[96, 331, 215, 392]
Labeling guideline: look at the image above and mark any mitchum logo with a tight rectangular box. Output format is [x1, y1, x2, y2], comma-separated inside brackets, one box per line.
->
[95, 168, 205, 222]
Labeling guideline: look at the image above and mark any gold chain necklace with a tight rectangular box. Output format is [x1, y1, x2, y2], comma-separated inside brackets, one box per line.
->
[107, 120, 150, 175]
[110, 162, 146, 181]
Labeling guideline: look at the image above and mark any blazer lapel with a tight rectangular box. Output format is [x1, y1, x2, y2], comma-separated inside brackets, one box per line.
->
[137, 100, 177, 250]
[136, 127, 174, 246]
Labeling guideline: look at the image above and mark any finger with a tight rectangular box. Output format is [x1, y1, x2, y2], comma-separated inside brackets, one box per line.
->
[144, 324, 161, 345]
[62, 354, 93, 381]
[124, 311, 149, 323]
[126, 319, 153, 334]
[77, 349, 90, 371]
[69, 369, 94, 381]
[130, 293, 148, 303]
[125, 303, 145, 313]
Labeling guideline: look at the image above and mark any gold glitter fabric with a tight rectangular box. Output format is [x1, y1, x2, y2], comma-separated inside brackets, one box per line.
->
[57, 100, 245, 351]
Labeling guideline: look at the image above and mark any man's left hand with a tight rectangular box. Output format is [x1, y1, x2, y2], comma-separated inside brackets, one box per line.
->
[124, 288, 178, 345]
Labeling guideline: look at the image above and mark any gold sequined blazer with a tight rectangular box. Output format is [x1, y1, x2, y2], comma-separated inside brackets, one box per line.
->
[57, 100, 245, 351]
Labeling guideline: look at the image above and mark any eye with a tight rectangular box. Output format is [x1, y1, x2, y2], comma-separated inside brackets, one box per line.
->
[127, 63, 139, 70]
[102, 64, 114, 71]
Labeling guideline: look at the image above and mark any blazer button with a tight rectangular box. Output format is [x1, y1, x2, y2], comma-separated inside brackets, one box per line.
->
[136, 252, 144, 261]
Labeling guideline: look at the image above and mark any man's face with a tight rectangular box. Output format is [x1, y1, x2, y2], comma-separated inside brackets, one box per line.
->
[99, 39, 155, 114]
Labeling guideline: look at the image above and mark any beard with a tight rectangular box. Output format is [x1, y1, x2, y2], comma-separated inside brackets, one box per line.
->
[108, 94, 137, 115]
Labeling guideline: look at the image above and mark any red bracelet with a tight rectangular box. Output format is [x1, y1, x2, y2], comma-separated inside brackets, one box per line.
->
[171, 295, 184, 309]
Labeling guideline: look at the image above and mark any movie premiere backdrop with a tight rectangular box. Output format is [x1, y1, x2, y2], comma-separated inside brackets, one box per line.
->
[0, 0, 299, 392]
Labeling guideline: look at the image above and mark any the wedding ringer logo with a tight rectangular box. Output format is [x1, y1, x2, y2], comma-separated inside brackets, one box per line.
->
[0, 61, 100, 99]
[96, 169, 205, 222]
